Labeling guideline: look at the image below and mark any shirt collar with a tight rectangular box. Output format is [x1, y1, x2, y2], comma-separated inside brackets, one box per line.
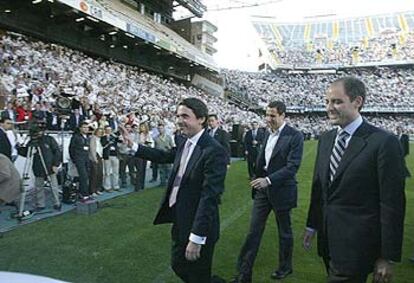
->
[187, 128, 205, 146]
[339, 115, 363, 137]
[269, 122, 286, 136]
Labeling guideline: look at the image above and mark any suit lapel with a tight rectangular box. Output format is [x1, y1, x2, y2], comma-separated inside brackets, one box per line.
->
[320, 130, 336, 189]
[270, 126, 288, 160]
[181, 144, 202, 183]
[167, 141, 186, 190]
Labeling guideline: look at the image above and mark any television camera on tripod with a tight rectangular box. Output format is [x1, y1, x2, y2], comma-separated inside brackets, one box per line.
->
[16, 122, 62, 220]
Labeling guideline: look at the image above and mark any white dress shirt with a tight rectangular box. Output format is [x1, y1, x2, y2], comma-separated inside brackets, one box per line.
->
[264, 122, 286, 171]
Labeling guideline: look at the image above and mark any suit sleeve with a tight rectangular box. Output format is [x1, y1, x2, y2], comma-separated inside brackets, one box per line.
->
[69, 135, 77, 161]
[267, 131, 304, 185]
[191, 146, 227, 237]
[306, 139, 323, 231]
[135, 145, 176, 164]
[377, 134, 406, 262]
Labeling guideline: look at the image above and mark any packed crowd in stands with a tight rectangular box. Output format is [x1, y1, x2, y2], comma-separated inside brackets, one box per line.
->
[1, 31, 413, 140]
[0, 32, 260, 134]
[286, 114, 414, 137]
[224, 68, 414, 109]
[273, 31, 414, 65]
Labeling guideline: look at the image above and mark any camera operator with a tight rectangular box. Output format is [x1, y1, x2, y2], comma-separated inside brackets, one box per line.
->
[69, 122, 91, 201]
[101, 126, 121, 192]
[17, 123, 62, 210]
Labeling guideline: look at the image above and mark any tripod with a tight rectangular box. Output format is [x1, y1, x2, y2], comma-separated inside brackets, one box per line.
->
[18, 144, 59, 219]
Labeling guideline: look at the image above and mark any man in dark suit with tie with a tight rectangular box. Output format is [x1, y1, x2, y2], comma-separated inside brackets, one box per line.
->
[125, 98, 227, 283]
[208, 114, 231, 165]
[231, 101, 304, 282]
[0, 117, 13, 160]
[303, 77, 406, 283]
[244, 121, 265, 180]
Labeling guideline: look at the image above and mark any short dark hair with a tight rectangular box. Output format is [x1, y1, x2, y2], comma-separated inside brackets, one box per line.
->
[267, 101, 286, 115]
[333, 77, 366, 109]
[178, 98, 208, 128]
[80, 121, 89, 128]
[208, 114, 218, 120]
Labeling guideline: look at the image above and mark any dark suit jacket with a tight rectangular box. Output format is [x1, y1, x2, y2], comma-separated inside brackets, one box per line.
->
[135, 130, 227, 244]
[0, 128, 12, 160]
[244, 128, 265, 157]
[398, 134, 411, 177]
[69, 133, 90, 161]
[255, 125, 304, 211]
[399, 133, 409, 157]
[210, 127, 231, 164]
[68, 114, 84, 131]
[306, 121, 406, 274]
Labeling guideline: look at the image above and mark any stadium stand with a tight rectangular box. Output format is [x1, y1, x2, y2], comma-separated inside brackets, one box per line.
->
[253, 11, 414, 66]
[0, 32, 259, 132]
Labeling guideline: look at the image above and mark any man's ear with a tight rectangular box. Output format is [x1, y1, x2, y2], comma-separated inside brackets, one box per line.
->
[354, 96, 364, 109]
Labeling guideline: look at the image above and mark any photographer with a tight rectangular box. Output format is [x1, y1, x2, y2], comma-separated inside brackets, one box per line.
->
[17, 123, 62, 210]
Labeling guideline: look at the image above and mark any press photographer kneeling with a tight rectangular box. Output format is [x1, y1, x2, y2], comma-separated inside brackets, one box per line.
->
[17, 123, 62, 212]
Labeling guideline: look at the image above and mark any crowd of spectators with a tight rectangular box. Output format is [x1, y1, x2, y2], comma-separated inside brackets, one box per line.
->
[224, 68, 414, 109]
[0, 32, 260, 133]
[1, 31, 413, 144]
[273, 31, 414, 65]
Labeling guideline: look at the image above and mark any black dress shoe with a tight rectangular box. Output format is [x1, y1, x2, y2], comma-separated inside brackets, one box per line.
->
[271, 269, 292, 280]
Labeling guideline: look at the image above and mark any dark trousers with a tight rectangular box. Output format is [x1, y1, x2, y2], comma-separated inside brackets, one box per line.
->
[237, 190, 293, 279]
[118, 153, 129, 186]
[326, 260, 368, 283]
[152, 162, 158, 180]
[246, 153, 257, 179]
[135, 158, 147, 191]
[74, 159, 90, 197]
[171, 228, 215, 283]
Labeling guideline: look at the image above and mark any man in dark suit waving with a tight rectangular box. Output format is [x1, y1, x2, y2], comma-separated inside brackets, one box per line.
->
[303, 77, 406, 283]
[125, 98, 227, 283]
[231, 101, 304, 282]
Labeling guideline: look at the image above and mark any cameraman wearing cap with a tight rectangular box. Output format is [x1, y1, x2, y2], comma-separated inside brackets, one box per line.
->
[17, 123, 62, 210]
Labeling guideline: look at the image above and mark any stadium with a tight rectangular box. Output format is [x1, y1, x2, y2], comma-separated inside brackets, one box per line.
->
[0, 0, 412, 282]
